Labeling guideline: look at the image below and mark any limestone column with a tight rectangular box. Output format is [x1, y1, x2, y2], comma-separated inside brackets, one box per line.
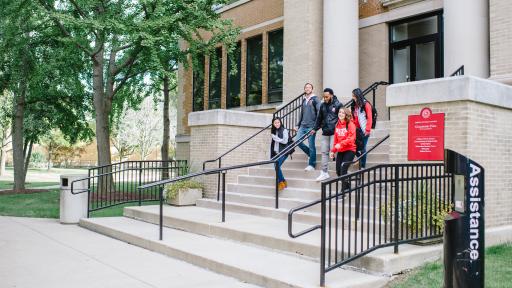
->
[444, 0, 489, 78]
[283, 0, 323, 102]
[323, 0, 358, 102]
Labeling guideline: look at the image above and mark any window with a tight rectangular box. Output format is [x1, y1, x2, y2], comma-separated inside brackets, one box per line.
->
[192, 55, 205, 111]
[389, 12, 443, 84]
[246, 35, 263, 106]
[227, 42, 241, 108]
[268, 29, 284, 103]
[209, 48, 222, 109]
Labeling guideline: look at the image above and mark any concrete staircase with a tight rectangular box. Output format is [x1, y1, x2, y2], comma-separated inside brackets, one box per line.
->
[79, 121, 443, 288]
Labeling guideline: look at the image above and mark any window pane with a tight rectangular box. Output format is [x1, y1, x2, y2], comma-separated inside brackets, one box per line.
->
[193, 55, 205, 112]
[416, 41, 436, 81]
[268, 29, 283, 103]
[246, 35, 262, 106]
[392, 46, 410, 83]
[209, 48, 222, 109]
[392, 16, 437, 42]
[227, 42, 241, 108]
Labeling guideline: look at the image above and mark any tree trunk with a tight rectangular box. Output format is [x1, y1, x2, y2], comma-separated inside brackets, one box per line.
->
[161, 75, 170, 179]
[0, 147, 6, 176]
[23, 139, 33, 181]
[12, 89, 26, 192]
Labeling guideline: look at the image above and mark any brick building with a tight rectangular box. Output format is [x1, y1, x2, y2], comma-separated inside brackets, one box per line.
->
[176, 0, 512, 162]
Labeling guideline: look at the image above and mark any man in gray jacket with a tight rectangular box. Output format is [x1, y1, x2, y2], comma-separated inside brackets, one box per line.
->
[294, 83, 321, 171]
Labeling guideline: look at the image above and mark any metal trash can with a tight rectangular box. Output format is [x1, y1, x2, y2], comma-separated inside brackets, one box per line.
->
[60, 174, 88, 224]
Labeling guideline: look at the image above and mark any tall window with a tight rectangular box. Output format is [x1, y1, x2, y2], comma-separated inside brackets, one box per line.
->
[192, 55, 205, 111]
[209, 48, 222, 109]
[246, 35, 263, 106]
[268, 29, 283, 103]
[227, 42, 241, 108]
[390, 12, 443, 84]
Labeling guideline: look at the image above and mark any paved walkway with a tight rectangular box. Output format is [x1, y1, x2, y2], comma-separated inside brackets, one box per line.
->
[0, 216, 259, 288]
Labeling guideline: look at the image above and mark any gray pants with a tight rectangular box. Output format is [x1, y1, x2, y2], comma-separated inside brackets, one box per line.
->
[321, 135, 334, 173]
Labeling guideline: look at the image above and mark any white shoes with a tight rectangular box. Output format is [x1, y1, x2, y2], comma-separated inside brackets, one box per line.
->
[315, 171, 330, 181]
[304, 165, 315, 172]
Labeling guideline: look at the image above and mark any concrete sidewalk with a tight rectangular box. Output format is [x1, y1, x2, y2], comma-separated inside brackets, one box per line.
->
[0, 216, 259, 288]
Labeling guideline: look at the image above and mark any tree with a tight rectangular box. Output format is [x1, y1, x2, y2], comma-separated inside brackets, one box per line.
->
[0, 1, 93, 191]
[0, 91, 12, 176]
[37, 0, 240, 169]
[115, 98, 164, 160]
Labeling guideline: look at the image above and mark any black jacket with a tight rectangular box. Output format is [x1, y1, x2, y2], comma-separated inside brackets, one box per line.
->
[314, 96, 343, 136]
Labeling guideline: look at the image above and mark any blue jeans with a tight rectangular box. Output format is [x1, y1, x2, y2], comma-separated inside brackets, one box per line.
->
[295, 127, 316, 167]
[360, 135, 370, 168]
[276, 154, 288, 183]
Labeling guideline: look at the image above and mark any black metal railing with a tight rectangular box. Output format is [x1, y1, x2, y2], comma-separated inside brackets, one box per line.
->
[289, 161, 453, 286]
[138, 129, 312, 240]
[450, 65, 464, 77]
[204, 81, 389, 200]
[71, 160, 188, 216]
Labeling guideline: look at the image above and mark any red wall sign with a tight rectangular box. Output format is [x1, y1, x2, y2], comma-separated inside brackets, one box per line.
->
[408, 108, 445, 161]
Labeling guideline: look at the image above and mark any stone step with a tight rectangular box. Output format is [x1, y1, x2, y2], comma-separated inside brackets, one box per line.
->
[123, 205, 442, 275]
[196, 198, 385, 233]
[80, 216, 388, 288]
[221, 192, 376, 214]
[238, 175, 321, 190]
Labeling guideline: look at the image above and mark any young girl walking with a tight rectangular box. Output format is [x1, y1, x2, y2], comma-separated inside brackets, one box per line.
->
[270, 117, 290, 191]
[329, 108, 356, 191]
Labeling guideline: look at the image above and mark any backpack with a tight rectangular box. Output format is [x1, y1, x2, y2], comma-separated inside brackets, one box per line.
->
[347, 122, 365, 155]
[366, 100, 378, 129]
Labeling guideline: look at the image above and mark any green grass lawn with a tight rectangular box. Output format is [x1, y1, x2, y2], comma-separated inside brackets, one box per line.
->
[0, 181, 60, 190]
[388, 243, 512, 288]
[0, 188, 157, 218]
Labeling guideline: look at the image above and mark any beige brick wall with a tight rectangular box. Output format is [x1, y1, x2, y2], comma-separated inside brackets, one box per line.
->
[389, 101, 512, 227]
[190, 125, 270, 198]
[359, 23, 389, 120]
[490, 0, 512, 83]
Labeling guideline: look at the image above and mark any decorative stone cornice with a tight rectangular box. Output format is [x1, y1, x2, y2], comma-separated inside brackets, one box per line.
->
[380, 0, 425, 9]
[188, 109, 273, 128]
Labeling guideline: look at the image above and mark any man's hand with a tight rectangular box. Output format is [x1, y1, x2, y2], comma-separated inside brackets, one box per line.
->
[309, 129, 316, 136]
[293, 127, 298, 132]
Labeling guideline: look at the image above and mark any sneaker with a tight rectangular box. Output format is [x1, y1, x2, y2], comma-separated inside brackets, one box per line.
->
[304, 165, 315, 172]
[315, 172, 330, 181]
[278, 181, 286, 191]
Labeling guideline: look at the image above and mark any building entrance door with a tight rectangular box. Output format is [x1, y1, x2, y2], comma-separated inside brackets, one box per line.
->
[390, 12, 443, 84]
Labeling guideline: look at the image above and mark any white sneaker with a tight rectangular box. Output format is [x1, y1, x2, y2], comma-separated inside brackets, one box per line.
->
[315, 172, 330, 181]
[304, 165, 315, 172]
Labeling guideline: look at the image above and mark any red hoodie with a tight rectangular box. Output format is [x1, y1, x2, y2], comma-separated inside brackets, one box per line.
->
[331, 120, 356, 153]
[353, 102, 373, 135]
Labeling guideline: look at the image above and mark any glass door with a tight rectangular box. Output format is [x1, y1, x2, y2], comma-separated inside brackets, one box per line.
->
[390, 12, 443, 84]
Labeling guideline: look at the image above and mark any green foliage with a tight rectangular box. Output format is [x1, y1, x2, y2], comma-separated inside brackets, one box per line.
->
[164, 180, 204, 201]
[30, 151, 46, 165]
[381, 181, 453, 235]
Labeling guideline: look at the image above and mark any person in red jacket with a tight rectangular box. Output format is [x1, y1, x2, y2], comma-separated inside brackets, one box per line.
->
[350, 88, 372, 168]
[329, 108, 356, 191]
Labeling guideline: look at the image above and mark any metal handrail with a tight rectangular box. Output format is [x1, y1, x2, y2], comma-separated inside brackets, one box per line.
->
[450, 65, 464, 77]
[288, 134, 390, 238]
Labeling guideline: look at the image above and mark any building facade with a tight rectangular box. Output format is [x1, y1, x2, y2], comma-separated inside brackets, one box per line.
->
[176, 0, 512, 162]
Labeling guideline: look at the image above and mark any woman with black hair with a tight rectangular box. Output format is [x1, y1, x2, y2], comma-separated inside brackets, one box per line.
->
[270, 117, 290, 191]
[351, 88, 373, 169]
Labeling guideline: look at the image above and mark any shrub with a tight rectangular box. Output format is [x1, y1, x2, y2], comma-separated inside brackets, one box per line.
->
[164, 180, 204, 201]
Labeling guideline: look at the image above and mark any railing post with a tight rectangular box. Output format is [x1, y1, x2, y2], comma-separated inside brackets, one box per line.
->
[87, 169, 91, 218]
[394, 166, 399, 254]
[274, 161, 279, 209]
[320, 183, 326, 287]
[159, 186, 163, 240]
[138, 162, 143, 206]
[217, 158, 222, 202]
[222, 171, 226, 222]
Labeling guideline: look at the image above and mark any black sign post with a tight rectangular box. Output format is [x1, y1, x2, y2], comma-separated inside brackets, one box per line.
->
[444, 149, 484, 288]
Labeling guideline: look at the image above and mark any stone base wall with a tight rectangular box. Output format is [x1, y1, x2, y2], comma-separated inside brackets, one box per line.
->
[189, 110, 272, 198]
[387, 76, 512, 227]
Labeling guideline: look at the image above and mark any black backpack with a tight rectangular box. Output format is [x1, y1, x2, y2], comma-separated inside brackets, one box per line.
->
[366, 100, 378, 129]
[347, 122, 365, 155]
